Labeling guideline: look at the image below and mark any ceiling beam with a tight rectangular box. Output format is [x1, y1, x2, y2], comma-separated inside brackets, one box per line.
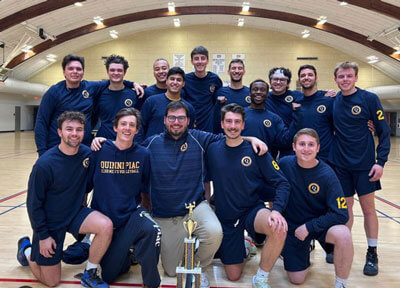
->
[6, 5, 399, 68]
[0, 0, 86, 32]
[340, 0, 400, 21]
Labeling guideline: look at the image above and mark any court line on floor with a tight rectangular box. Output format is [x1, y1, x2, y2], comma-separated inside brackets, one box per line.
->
[0, 202, 25, 216]
[355, 198, 400, 225]
[0, 190, 26, 203]
[375, 195, 400, 210]
[0, 278, 234, 288]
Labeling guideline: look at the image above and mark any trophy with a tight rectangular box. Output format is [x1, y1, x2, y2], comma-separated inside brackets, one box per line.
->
[176, 202, 202, 288]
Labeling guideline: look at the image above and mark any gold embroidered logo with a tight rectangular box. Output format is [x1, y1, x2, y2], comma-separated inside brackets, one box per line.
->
[124, 99, 133, 107]
[82, 90, 90, 99]
[209, 85, 216, 93]
[308, 183, 320, 194]
[180, 142, 188, 152]
[285, 95, 294, 103]
[263, 119, 272, 127]
[82, 157, 90, 168]
[351, 105, 361, 115]
[241, 156, 252, 167]
[317, 105, 326, 113]
[245, 96, 251, 103]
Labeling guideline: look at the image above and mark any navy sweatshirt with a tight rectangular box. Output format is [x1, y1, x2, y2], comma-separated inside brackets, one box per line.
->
[89, 140, 150, 228]
[279, 156, 349, 234]
[94, 87, 140, 140]
[143, 129, 223, 218]
[293, 90, 334, 161]
[213, 86, 250, 133]
[206, 140, 290, 222]
[136, 93, 196, 143]
[183, 72, 223, 132]
[35, 80, 110, 156]
[144, 84, 167, 97]
[329, 88, 391, 170]
[27, 145, 91, 240]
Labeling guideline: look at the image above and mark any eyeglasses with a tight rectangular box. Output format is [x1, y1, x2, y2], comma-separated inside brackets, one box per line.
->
[271, 78, 288, 83]
[167, 115, 187, 123]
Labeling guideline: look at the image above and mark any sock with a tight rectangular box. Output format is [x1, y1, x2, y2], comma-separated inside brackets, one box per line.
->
[81, 234, 92, 244]
[24, 247, 31, 259]
[334, 276, 347, 288]
[86, 261, 98, 271]
[256, 267, 269, 279]
[367, 238, 377, 249]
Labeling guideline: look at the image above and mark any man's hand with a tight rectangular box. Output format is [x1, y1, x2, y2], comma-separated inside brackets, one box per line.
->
[268, 210, 288, 234]
[324, 89, 337, 98]
[217, 96, 227, 104]
[134, 83, 145, 98]
[292, 102, 301, 111]
[91, 137, 107, 151]
[39, 236, 56, 258]
[368, 120, 376, 133]
[294, 224, 309, 241]
[369, 164, 383, 181]
[243, 136, 268, 156]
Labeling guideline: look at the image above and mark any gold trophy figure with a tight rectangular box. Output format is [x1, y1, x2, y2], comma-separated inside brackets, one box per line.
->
[176, 202, 202, 288]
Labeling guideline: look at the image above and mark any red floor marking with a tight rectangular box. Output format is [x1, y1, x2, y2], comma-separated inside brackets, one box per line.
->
[375, 195, 400, 210]
[0, 190, 26, 203]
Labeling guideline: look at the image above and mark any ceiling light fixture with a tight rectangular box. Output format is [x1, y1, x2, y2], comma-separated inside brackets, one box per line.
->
[173, 18, 181, 27]
[242, 2, 250, 12]
[317, 16, 327, 25]
[74, 2, 83, 7]
[168, 2, 175, 13]
[21, 45, 33, 53]
[238, 18, 245, 27]
[367, 55, 379, 64]
[301, 29, 310, 38]
[339, 1, 348, 6]
[46, 54, 57, 62]
[93, 16, 104, 25]
[109, 30, 119, 39]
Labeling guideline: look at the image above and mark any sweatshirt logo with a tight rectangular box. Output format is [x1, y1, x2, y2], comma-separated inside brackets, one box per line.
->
[180, 142, 188, 152]
[351, 105, 362, 115]
[317, 105, 326, 113]
[285, 95, 294, 103]
[308, 183, 320, 194]
[209, 85, 216, 93]
[245, 96, 251, 103]
[82, 90, 90, 99]
[241, 156, 252, 167]
[124, 99, 133, 107]
[82, 157, 90, 168]
[263, 119, 272, 128]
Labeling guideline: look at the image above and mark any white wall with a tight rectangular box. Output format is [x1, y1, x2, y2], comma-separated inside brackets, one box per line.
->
[0, 92, 38, 131]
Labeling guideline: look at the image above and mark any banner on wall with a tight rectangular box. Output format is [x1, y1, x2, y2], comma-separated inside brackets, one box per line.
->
[173, 54, 186, 71]
[212, 54, 225, 74]
[232, 53, 245, 63]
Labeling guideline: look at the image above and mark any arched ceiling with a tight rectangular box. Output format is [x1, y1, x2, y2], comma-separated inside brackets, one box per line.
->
[1, 0, 400, 82]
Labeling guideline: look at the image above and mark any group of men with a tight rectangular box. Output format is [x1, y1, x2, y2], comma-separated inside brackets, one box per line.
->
[16, 44, 390, 288]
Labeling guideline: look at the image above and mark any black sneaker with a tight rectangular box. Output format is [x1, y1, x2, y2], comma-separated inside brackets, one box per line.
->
[325, 252, 334, 264]
[363, 251, 378, 276]
[17, 236, 31, 266]
[81, 268, 109, 288]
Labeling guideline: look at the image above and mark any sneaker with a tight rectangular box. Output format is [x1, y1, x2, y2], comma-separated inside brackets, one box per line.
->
[363, 251, 378, 276]
[17, 236, 31, 266]
[81, 268, 109, 288]
[245, 236, 257, 259]
[129, 246, 138, 266]
[201, 272, 210, 288]
[325, 252, 334, 264]
[252, 275, 271, 288]
[309, 239, 316, 252]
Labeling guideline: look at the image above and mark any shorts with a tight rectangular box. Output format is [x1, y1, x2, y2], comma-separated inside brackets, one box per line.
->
[334, 166, 381, 197]
[218, 204, 267, 265]
[282, 230, 328, 272]
[31, 206, 93, 266]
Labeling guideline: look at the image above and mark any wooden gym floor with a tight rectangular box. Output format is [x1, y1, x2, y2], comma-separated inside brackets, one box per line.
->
[0, 131, 399, 287]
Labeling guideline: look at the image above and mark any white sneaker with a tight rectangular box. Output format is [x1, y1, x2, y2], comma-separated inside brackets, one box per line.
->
[252, 275, 271, 288]
[201, 272, 210, 288]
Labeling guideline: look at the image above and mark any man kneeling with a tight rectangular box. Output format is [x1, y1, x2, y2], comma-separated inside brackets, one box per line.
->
[279, 128, 353, 288]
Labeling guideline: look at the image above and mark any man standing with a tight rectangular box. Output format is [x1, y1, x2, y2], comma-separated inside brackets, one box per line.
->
[136, 67, 195, 143]
[266, 67, 303, 158]
[207, 103, 289, 288]
[329, 61, 391, 276]
[279, 128, 353, 288]
[94, 54, 140, 140]
[35, 54, 143, 156]
[17, 111, 113, 288]
[144, 58, 170, 97]
[183, 46, 223, 132]
[89, 108, 161, 287]
[213, 59, 250, 133]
